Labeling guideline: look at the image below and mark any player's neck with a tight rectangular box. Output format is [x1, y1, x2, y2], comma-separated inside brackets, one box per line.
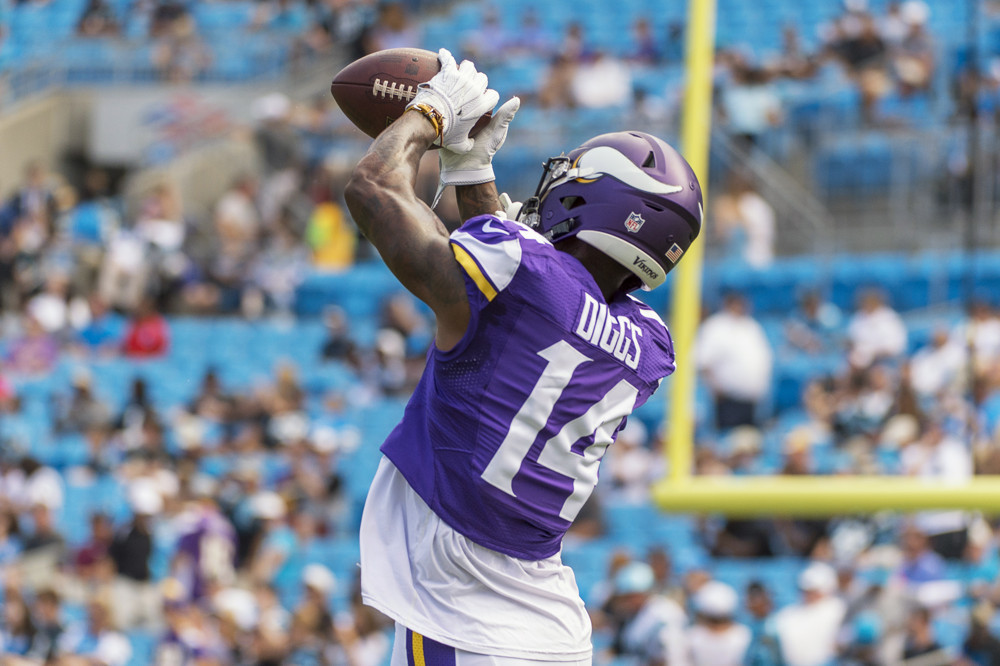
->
[555, 237, 630, 302]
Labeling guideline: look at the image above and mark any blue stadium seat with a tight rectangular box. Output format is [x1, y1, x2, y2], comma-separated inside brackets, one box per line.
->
[127, 630, 158, 666]
[211, 43, 255, 82]
[10, 4, 52, 37]
[61, 39, 117, 83]
[192, 3, 255, 34]
[123, 12, 149, 40]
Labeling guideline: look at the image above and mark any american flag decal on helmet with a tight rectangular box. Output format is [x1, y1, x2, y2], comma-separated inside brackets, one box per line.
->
[666, 243, 684, 263]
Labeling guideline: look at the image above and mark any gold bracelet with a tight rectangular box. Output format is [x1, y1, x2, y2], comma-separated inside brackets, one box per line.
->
[408, 103, 444, 141]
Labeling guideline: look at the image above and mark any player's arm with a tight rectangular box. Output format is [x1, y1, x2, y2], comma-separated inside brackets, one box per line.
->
[345, 49, 500, 350]
[345, 112, 470, 350]
[455, 181, 502, 220]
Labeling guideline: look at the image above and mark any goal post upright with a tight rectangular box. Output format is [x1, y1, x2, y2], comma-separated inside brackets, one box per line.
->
[657, 0, 1000, 517]
[667, 0, 717, 483]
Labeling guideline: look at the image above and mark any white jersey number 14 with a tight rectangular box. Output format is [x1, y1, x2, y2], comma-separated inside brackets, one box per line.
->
[481, 340, 639, 521]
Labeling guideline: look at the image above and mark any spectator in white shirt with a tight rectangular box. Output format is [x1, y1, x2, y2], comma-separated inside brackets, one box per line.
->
[901, 421, 972, 559]
[773, 562, 846, 666]
[847, 290, 907, 368]
[714, 175, 775, 269]
[609, 562, 689, 666]
[214, 174, 260, 259]
[687, 581, 751, 666]
[910, 328, 966, 399]
[57, 598, 132, 666]
[951, 301, 1000, 374]
[602, 419, 655, 503]
[718, 58, 783, 146]
[696, 293, 774, 430]
[571, 53, 633, 109]
[21, 457, 64, 513]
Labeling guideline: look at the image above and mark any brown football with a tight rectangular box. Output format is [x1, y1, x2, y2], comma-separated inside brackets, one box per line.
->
[330, 47, 491, 141]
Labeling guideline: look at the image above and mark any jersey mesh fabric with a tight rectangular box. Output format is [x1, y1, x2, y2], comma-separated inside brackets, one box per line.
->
[380, 215, 675, 560]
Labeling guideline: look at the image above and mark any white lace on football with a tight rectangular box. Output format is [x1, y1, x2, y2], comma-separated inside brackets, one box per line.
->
[372, 78, 417, 102]
[575, 146, 685, 195]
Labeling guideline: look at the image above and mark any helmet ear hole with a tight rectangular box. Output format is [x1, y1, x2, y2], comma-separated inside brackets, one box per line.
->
[560, 196, 587, 211]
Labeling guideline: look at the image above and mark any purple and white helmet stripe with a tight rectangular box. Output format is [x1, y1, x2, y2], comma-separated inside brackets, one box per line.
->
[572, 146, 686, 195]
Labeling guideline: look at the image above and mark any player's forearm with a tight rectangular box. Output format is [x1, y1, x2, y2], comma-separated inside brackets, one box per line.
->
[344, 111, 470, 340]
[456, 181, 502, 221]
[345, 111, 439, 240]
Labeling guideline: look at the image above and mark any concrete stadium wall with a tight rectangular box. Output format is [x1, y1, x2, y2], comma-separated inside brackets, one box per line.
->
[0, 86, 262, 225]
[122, 135, 261, 227]
[0, 91, 90, 200]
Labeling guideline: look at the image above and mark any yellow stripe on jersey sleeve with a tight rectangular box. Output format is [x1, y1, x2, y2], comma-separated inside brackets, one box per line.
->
[450, 227, 521, 294]
[452, 244, 498, 302]
[412, 631, 425, 666]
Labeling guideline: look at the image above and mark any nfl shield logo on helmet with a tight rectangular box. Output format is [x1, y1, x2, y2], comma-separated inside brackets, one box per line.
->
[666, 243, 684, 263]
[624, 212, 645, 233]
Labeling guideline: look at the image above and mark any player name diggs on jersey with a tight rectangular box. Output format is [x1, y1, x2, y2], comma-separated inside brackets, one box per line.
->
[574, 293, 642, 369]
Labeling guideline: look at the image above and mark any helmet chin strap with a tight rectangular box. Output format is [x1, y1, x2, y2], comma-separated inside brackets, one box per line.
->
[541, 218, 580, 241]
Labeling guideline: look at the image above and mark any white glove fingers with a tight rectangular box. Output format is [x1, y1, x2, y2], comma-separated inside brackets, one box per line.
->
[437, 48, 457, 73]
[471, 71, 490, 95]
[493, 96, 520, 127]
[481, 96, 518, 152]
[414, 55, 515, 180]
[483, 97, 521, 134]
[496, 193, 523, 221]
[473, 88, 501, 118]
[457, 59, 478, 80]
[457, 61, 486, 101]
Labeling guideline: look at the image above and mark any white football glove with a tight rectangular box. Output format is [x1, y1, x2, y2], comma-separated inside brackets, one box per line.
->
[406, 48, 499, 153]
[495, 192, 523, 221]
[432, 96, 520, 208]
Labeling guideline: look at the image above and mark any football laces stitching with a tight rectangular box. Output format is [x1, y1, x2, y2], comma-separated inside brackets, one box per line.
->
[372, 78, 417, 102]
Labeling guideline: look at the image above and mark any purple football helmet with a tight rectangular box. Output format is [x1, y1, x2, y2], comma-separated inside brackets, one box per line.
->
[519, 131, 702, 291]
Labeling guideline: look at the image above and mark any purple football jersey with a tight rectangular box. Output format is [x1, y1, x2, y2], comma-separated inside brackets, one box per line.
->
[173, 507, 237, 601]
[380, 215, 675, 560]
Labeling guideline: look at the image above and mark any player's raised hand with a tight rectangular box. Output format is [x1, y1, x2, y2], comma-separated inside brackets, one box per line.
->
[406, 48, 499, 153]
[433, 96, 520, 207]
[495, 192, 523, 221]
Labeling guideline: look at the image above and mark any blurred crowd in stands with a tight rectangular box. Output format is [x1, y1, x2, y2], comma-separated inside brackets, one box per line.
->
[718, 0, 940, 132]
[575, 282, 1000, 664]
[0, 0, 961, 127]
[0, 416, 395, 665]
[0, 86, 360, 339]
[585, 546, 1000, 665]
[0, 66, 442, 659]
[446, 0, 942, 131]
[0, 0, 421, 82]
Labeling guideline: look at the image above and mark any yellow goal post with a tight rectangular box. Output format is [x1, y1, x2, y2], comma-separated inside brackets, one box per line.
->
[659, 0, 1000, 516]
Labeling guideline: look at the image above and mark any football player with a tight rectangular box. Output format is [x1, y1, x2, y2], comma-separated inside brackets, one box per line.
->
[344, 48, 702, 664]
